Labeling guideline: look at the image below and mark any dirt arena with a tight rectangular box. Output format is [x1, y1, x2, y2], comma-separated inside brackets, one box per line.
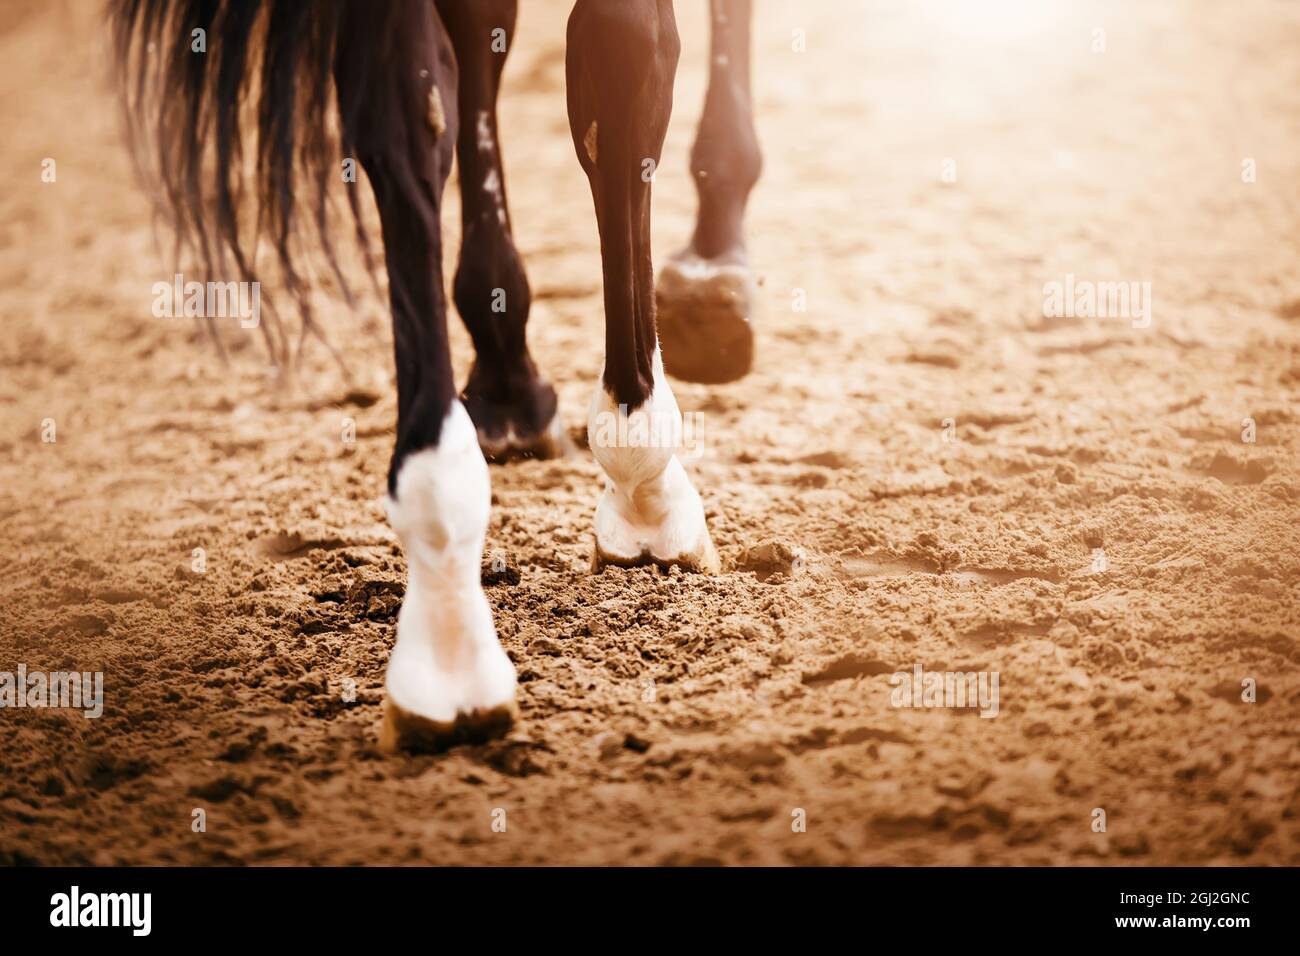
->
[2, 0, 1298, 865]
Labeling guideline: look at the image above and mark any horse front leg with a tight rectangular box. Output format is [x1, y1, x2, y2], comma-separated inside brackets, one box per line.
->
[566, 0, 720, 573]
[337, 1, 516, 751]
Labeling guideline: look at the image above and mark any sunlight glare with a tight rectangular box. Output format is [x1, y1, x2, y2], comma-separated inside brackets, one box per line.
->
[919, 0, 1066, 42]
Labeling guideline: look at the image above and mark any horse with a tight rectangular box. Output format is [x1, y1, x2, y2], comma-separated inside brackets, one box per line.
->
[111, 0, 762, 752]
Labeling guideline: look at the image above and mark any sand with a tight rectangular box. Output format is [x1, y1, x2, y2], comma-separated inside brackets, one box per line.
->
[1, 0, 1297, 865]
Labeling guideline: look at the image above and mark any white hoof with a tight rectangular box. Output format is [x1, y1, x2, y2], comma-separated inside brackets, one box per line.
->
[592, 459, 720, 572]
[587, 351, 720, 573]
[382, 402, 517, 752]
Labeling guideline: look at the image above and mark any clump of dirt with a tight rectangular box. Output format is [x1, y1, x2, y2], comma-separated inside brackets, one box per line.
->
[735, 540, 805, 581]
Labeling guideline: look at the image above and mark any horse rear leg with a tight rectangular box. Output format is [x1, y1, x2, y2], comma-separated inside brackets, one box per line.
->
[337, 2, 515, 751]
[657, 0, 761, 384]
[437, 0, 567, 462]
[567, 0, 720, 574]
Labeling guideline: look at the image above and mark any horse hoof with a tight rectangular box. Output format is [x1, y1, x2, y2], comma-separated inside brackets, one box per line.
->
[381, 697, 517, 754]
[589, 456, 721, 575]
[477, 406, 572, 464]
[462, 367, 571, 463]
[592, 532, 721, 575]
[380, 618, 519, 754]
[656, 252, 756, 384]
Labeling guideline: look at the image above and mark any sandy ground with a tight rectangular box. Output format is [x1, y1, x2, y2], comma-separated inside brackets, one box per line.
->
[1, 0, 1299, 866]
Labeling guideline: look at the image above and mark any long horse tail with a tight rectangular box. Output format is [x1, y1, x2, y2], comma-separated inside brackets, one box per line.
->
[109, 0, 393, 366]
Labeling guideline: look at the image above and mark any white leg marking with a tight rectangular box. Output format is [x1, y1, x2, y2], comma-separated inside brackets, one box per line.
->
[383, 402, 516, 740]
[587, 350, 719, 570]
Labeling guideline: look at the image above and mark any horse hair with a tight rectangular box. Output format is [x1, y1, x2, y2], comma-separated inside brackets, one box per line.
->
[109, 0, 399, 366]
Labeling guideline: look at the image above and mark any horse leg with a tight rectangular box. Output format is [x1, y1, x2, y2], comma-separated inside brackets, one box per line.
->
[436, 0, 566, 462]
[337, 1, 515, 751]
[656, 0, 761, 384]
[566, 0, 720, 573]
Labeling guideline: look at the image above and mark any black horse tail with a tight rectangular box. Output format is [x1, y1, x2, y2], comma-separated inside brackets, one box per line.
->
[109, 0, 394, 365]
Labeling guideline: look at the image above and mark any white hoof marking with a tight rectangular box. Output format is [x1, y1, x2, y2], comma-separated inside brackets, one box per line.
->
[384, 403, 516, 731]
[587, 350, 718, 570]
